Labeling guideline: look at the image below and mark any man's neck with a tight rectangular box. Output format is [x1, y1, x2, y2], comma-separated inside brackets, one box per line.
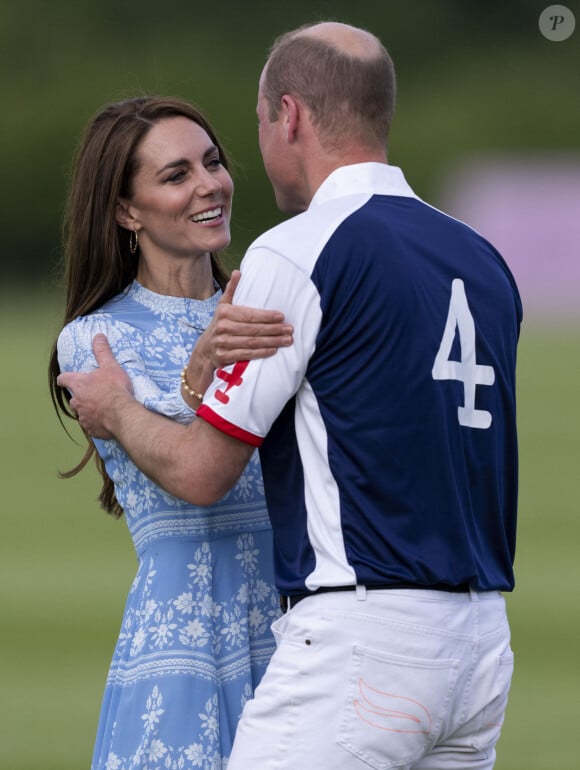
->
[304, 146, 389, 208]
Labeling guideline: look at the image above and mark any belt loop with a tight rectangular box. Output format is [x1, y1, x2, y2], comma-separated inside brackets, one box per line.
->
[469, 586, 478, 602]
[356, 584, 367, 601]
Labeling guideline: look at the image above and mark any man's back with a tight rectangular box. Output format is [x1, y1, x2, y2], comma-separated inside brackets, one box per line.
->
[250, 164, 522, 594]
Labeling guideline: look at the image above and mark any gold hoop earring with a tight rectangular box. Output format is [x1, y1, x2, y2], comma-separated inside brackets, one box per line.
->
[129, 229, 138, 255]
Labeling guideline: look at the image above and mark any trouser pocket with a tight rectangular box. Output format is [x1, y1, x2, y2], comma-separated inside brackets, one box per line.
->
[337, 644, 459, 770]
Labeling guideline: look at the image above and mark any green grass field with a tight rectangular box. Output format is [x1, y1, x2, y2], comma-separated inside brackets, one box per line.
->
[1, 290, 578, 769]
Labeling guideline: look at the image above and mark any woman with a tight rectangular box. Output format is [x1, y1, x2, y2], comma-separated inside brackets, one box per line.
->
[48, 96, 290, 770]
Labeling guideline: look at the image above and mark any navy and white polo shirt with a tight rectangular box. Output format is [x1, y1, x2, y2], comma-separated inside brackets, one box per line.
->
[198, 163, 522, 594]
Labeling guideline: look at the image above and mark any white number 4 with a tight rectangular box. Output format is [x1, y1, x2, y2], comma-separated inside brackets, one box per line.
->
[432, 279, 495, 429]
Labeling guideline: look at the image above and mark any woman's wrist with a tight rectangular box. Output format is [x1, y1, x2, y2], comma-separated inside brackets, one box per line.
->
[180, 364, 204, 403]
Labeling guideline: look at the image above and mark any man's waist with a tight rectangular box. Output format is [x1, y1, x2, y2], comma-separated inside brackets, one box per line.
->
[279, 581, 473, 611]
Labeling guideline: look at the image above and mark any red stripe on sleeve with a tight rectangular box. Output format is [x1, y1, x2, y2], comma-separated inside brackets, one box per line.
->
[196, 405, 263, 448]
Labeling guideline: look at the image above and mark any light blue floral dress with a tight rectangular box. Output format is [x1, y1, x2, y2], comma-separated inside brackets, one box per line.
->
[57, 281, 280, 770]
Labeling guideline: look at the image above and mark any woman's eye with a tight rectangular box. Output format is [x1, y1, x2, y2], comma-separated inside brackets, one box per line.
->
[207, 157, 222, 169]
[167, 170, 186, 182]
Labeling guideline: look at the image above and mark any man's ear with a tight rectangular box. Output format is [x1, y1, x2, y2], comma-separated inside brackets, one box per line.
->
[116, 199, 136, 230]
[280, 94, 300, 142]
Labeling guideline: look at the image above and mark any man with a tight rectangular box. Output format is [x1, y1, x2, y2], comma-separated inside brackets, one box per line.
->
[60, 21, 522, 770]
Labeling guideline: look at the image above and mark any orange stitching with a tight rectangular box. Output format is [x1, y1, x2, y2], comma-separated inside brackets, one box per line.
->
[353, 678, 432, 734]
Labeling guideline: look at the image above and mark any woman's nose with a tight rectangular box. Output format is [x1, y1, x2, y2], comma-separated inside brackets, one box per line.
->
[197, 169, 221, 196]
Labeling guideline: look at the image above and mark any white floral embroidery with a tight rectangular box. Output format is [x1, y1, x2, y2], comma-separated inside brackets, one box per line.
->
[129, 628, 146, 657]
[147, 739, 167, 762]
[105, 754, 121, 770]
[173, 592, 195, 615]
[148, 608, 178, 648]
[180, 618, 209, 648]
[142, 687, 165, 730]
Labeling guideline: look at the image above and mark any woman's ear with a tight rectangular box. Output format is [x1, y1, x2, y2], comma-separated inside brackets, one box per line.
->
[116, 199, 136, 230]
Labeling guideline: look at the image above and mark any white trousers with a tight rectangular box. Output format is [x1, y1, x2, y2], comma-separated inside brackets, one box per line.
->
[228, 587, 513, 770]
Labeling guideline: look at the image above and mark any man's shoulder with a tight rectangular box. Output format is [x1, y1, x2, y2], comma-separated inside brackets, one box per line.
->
[249, 207, 315, 250]
[247, 194, 373, 267]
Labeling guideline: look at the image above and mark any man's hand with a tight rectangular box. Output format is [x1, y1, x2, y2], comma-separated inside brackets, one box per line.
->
[196, 270, 293, 368]
[57, 329, 254, 506]
[182, 270, 293, 403]
[57, 334, 133, 439]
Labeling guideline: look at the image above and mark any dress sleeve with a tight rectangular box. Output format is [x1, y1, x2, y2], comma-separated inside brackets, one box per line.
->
[57, 314, 197, 425]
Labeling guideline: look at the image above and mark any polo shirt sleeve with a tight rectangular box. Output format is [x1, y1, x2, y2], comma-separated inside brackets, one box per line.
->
[197, 245, 321, 445]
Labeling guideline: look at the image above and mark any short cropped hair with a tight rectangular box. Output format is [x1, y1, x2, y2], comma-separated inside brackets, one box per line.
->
[262, 24, 396, 150]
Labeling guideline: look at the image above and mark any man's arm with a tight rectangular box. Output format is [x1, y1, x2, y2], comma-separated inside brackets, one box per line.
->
[58, 335, 255, 505]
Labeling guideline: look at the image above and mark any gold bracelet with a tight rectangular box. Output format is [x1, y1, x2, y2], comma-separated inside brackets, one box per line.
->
[180, 365, 204, 401]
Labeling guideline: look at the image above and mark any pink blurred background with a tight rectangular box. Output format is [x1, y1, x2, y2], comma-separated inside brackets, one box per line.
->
[439, 156, 580, 324]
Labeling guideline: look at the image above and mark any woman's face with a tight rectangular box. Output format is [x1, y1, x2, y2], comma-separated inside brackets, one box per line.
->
[123, 116, 234, 262]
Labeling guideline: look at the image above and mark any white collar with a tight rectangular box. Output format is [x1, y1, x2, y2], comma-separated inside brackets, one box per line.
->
[309, 163, 417, 208]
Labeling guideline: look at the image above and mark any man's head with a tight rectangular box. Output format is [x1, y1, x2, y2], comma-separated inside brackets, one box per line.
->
[257, 22, 396, 212]
[263, 22, 396, 150]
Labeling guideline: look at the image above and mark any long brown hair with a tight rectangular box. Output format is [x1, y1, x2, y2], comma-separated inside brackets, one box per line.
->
[48, 96, 231, 517]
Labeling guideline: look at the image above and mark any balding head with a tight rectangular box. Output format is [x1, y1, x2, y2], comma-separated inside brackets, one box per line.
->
[262, 21, 396, 151]
[295, 20, 383, 60]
